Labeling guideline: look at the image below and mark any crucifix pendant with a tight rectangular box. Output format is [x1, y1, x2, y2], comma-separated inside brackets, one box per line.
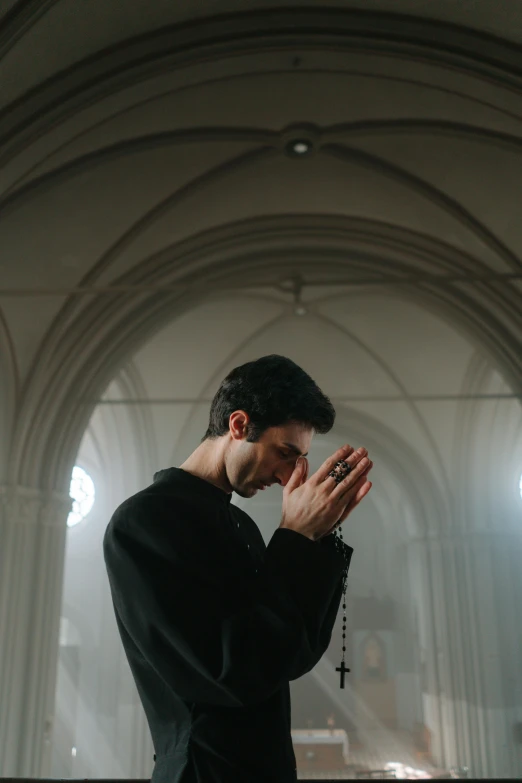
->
[336, 661, 350, 689]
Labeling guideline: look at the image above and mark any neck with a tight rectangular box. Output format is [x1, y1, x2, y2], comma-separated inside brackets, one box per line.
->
[179, 437, 233, 495]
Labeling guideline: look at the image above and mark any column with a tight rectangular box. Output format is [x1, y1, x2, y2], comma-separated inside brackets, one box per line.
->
[0, 485, 71, 776]
[409, 530, 522, 778]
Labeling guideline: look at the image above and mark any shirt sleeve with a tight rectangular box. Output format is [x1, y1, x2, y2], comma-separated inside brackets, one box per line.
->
[103, 495, 353, 709]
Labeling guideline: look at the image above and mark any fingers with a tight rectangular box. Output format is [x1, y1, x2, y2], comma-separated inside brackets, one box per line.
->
[338, 477, 372, 522]
[321, 476, 372, 538]
[333, 453, 371, 496]
[310, 444, 354, 485]
[284, 455, 308, 494]
[325, 447, 368, 490]
[359, 459, 373, 481]
[318, 459, 374, 539]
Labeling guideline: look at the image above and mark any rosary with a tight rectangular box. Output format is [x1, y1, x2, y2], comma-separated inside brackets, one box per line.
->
[328, 459, 352, 689]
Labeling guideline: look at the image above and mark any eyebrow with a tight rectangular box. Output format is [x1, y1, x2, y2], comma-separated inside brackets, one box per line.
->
[282, 442, 309, 457]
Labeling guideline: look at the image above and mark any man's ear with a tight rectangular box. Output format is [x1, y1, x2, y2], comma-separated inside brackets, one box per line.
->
[228, 410, 250, 440]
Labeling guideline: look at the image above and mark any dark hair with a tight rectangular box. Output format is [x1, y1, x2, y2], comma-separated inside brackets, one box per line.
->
[202, 354, 335, 442]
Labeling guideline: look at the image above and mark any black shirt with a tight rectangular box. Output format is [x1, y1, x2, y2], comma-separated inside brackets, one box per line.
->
[103, 467, 353, 783]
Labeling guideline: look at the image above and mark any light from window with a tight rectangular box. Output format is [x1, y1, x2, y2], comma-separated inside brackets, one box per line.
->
[67, 466, 95, 527]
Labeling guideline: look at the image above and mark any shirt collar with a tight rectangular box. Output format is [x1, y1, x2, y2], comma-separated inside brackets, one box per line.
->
[153, 467, 232, 505]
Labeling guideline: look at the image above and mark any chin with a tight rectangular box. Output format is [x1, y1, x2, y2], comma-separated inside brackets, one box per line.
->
[233, 484, 258, 499]
[233, 487, 252, 498]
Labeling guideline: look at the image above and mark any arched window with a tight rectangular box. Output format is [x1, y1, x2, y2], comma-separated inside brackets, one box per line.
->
[67, 466, 95, 527]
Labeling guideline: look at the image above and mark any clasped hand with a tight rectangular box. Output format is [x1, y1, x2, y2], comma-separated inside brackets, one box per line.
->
[280, 445, 373, 541]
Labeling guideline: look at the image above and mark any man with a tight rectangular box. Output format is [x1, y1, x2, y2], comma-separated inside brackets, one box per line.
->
[103, 354, 373, 782]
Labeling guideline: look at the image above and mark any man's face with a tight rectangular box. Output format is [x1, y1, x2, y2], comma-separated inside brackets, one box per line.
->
[227, 420, 313, 499]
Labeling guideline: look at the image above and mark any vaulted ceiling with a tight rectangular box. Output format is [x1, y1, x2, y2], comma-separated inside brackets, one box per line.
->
[0, 1, 521, 493]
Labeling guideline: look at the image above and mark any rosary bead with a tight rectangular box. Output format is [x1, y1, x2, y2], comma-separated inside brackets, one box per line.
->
[333, 526, 351, 689]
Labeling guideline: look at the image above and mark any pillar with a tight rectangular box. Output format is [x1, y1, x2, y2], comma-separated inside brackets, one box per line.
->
[410, 530, 522, 778]
[0, 485, 71, 775]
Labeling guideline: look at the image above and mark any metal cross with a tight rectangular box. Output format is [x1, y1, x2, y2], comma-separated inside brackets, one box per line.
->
[336, 661, 351, 688]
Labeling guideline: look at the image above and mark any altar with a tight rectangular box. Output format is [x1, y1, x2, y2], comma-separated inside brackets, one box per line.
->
[291, 729, 350, 771]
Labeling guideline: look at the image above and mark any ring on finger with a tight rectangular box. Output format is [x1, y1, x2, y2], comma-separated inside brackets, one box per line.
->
[328, 459, 353, 484]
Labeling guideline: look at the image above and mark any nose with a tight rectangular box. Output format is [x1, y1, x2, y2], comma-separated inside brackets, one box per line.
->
[274, 464, 296, 488]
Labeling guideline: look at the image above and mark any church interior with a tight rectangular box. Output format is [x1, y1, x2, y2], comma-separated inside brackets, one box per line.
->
[1, 1, 522, 780]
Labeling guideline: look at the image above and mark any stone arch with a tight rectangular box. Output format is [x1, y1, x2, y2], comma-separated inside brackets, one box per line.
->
[2, 8, 522, 155]
[7, 215, 521, 493]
